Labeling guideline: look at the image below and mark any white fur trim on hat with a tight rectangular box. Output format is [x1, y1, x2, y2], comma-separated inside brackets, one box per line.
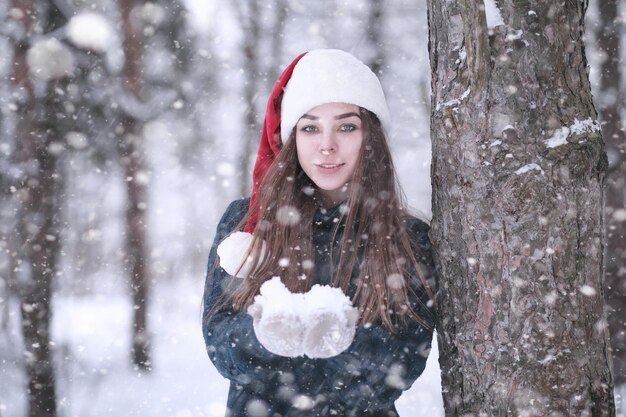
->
[216, 231, 266, 278]
[280, 49, 391, 143]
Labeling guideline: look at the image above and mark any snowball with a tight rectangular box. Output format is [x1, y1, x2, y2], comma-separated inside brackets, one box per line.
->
[67, 13, 112, 53]
[216, 232, 266, 278]
[248, 278, 306, 357]
[249, 279, 358, 359]
[27, 38, 75, 81]
[253, 277, 303, 318]
[301, 284, 358, 358]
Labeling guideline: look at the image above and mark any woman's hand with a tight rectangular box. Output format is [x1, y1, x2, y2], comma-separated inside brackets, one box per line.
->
[246, 278, 359, 359]
[302, 284, 359, 359]
[247, 301, 305, 358]
[302, 309, 359, 358]
[247, 277, 306, 357]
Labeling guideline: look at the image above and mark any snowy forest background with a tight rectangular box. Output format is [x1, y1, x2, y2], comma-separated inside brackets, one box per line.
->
[0, 0, 624, 416]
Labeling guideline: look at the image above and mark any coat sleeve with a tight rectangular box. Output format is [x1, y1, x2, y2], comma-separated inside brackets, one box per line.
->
[320, 218, 438, 414]
[201, 199, 317, 387]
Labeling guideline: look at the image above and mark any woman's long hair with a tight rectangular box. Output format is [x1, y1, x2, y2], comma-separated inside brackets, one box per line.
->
[214, 108, 434, 331]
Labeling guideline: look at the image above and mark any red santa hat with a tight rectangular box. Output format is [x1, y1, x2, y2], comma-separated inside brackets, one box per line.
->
[244, 52, 307, 233]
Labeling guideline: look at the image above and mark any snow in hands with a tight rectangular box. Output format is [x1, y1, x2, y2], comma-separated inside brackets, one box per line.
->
[248, 277, 359, 359]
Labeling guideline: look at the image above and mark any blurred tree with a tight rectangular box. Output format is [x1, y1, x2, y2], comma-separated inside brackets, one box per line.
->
[427, 1, 615, 415]
[233, 0, 290, 197]
[596, 0, 626, 387]
[8, 2, 70, 415]
[366, 0, 385, 75]
[234, 0, 262, 197]
[115, 0, 192, 370]
[267, 0, 288, 86]
[117, 0, 152, 370]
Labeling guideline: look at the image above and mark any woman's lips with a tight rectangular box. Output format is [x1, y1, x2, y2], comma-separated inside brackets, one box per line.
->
[316, 163, 345, 174]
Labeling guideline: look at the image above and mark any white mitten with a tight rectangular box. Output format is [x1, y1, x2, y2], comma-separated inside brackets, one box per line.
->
[302, 284, 359, 359]
[217, 232, 267, 278]
[247, 277, 305, 357]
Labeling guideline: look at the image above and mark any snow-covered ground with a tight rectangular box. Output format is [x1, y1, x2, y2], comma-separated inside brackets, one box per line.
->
[0, 278, 444, 417]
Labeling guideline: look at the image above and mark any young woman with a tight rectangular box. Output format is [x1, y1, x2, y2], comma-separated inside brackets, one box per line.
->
[203, 49, 437, 417]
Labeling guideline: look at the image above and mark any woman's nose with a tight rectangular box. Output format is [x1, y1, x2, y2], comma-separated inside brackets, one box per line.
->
[319, 131, 337, 154]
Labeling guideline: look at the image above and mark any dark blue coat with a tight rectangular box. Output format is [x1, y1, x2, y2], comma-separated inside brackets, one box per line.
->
[202, 198, 436, 417]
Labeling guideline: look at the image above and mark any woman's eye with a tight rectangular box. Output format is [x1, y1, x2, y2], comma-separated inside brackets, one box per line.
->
[300, 125, 318, 133]
[340, 124, 358, 132]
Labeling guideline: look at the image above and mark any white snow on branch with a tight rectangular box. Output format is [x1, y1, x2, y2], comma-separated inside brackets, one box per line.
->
[515, 163, 544, 175]
[436, 88, 471, 111]
[67, 13, 112, 53]
[484, 0, 504, 29]
[544, 127, 570, 148]
[543, 118, 601, 148]
[570, 118, 601, 135]
[455, 46, 467, 65]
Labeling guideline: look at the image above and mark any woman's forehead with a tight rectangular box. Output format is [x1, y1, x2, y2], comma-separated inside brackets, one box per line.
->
[300, 103, 361, 119]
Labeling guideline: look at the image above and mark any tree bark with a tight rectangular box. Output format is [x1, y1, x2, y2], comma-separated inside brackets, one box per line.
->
[118, 0, 152, 370]
[427, 1, 615, 415]
[596, 0, 626, 387]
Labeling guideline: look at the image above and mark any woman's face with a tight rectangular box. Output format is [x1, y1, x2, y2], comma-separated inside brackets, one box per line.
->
[295, 102, 363, 205]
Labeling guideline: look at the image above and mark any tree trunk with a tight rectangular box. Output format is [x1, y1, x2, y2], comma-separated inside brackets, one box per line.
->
[596, 0, 626, 387]
[10, 2, 68, 415]
[118, 0, 152, 370]
[13, 6, 59, 417]
[427, 1, 615, 415]
[16, 142, 60, 417]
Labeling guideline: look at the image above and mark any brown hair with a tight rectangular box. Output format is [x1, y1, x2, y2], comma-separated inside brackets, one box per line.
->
[214, 108, 434, 332]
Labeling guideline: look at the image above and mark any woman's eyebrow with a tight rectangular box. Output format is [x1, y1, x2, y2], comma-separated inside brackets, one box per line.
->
[335, 112, 361, 120]
[300, 112, 362, 121]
